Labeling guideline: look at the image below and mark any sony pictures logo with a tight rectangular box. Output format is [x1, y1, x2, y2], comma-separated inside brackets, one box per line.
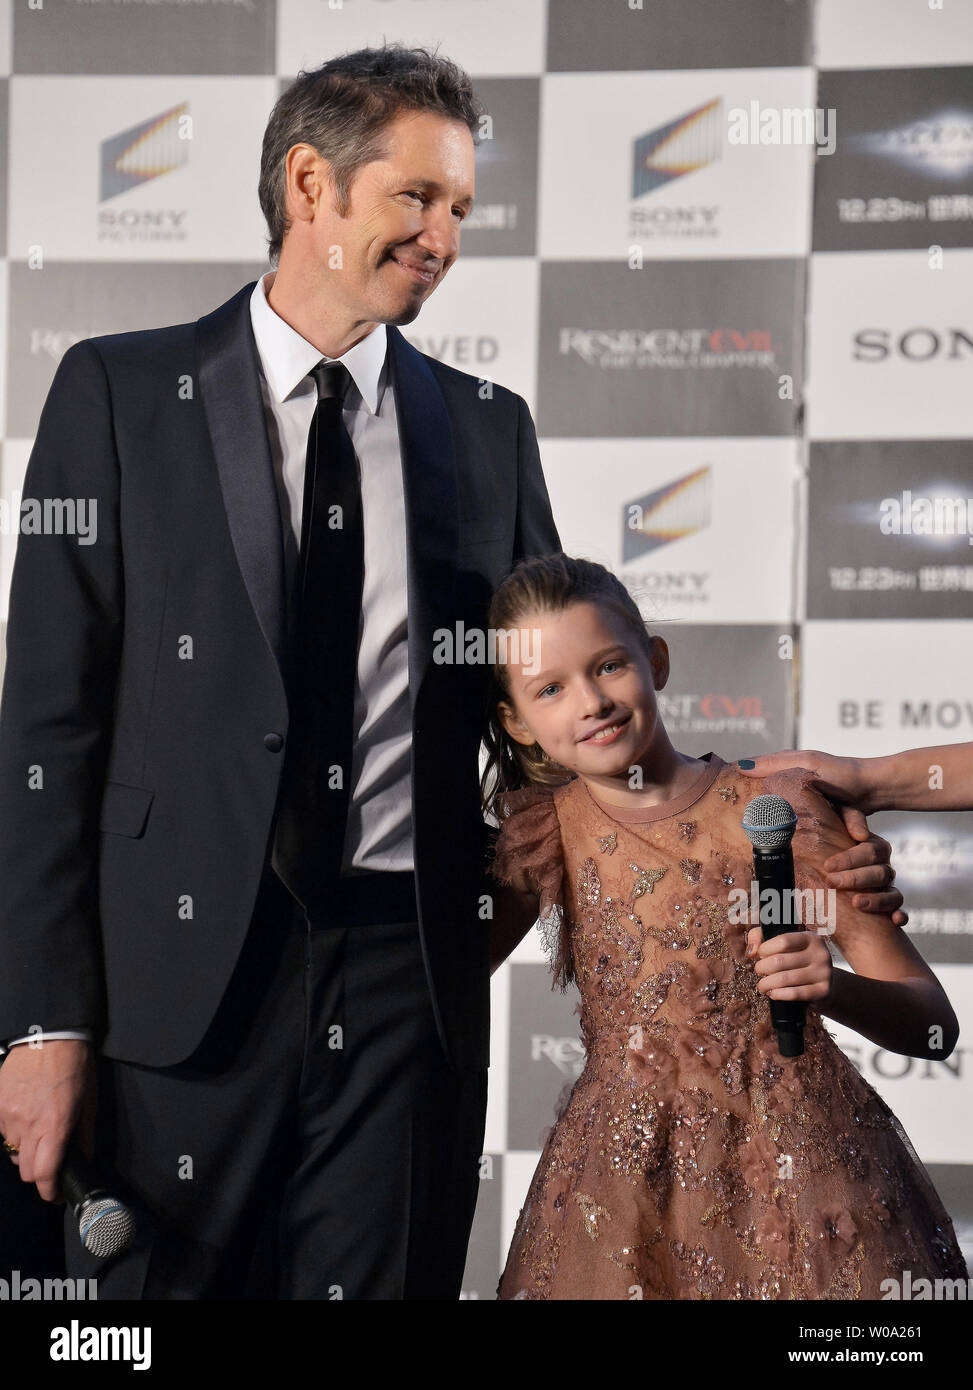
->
[852, 325, 973, 362]
[630, 98, 722, 240]
[98, 103, 190, 242]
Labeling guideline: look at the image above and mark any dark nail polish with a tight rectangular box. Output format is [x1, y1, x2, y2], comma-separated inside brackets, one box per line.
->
[737, 759, 755, 769]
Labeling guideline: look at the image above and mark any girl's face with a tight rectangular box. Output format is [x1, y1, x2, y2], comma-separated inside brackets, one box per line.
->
[496, 600, 671, 783]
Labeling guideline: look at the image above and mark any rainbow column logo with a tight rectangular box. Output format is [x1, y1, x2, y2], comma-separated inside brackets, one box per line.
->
[622, 466, 712, 561]
[633, 98, 724, 198]
[100, 102, 190, 202]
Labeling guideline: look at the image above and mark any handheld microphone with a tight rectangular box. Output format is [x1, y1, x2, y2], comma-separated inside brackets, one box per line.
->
[59, 1142, 136, 1260]
[741, 794, 806, 1058]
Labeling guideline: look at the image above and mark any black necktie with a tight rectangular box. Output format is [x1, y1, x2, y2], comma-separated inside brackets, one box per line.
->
[271, 360, 364, 914]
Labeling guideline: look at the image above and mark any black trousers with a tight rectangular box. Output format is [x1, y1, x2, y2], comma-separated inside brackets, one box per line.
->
[65, 868, 487, 1299]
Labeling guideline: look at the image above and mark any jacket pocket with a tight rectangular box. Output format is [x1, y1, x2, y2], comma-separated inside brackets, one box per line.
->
[99, 781, 155, 838]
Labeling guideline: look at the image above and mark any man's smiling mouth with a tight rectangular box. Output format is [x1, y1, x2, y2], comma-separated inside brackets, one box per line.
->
[389, 254, 437, 285]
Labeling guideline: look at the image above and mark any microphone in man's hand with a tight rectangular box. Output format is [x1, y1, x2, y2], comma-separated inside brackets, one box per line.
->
[741, 794, 806, 1058]
[60, 1142, 136, 1260]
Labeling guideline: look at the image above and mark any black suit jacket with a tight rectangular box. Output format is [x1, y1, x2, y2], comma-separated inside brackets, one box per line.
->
[0, 280, 560, 1072]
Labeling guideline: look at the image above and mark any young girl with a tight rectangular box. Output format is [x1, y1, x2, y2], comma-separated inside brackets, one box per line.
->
[483, 553, 966, 1301]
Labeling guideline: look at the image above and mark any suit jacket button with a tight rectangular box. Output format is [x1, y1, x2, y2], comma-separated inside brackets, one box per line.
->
[264, 733, 284, 753]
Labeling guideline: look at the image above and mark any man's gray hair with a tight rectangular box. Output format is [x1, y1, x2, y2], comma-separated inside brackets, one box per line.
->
[259, 43, 485, 267]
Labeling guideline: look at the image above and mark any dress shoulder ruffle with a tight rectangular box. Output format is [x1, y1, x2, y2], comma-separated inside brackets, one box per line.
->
[488, 783, 570, 984]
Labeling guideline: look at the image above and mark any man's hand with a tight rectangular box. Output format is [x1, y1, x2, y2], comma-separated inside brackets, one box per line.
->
[0, 1039, 95, 1203]
[736, 749, 907, 927]
[746, 927, 832, 1002]
[821, 809, 907, 926]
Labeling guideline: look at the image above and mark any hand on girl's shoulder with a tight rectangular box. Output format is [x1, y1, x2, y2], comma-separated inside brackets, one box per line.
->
[744, 765, 852, 855]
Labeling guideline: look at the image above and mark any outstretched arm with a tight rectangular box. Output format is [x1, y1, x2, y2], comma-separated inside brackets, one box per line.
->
[737, 744, 973, 815]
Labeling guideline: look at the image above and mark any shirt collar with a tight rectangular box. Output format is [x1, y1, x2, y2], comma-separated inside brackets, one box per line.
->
[249, 270, 387, 415]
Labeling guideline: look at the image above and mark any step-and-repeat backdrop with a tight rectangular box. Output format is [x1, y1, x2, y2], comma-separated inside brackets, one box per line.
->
[0, 0, 969, 1296]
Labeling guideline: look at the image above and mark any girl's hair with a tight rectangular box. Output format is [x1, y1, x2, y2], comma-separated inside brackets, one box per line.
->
[480, 553, 657, 819]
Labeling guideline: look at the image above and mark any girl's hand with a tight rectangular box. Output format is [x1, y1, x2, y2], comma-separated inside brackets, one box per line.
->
[746, 927, 833, 1003]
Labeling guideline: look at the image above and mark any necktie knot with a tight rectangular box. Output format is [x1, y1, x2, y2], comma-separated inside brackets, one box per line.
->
[311, 360, 352, 403]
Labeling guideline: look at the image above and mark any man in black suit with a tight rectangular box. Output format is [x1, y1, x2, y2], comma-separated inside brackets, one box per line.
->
[0, 44, 901, 1298]
[0, 44, 561, 1299]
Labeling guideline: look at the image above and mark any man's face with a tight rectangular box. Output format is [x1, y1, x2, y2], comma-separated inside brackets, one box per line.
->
[310, 108, 475, 327]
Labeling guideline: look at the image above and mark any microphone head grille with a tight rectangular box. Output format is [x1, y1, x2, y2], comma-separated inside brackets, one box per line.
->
[78, 1197, 136, 1259]
[741, 794, 798, 850]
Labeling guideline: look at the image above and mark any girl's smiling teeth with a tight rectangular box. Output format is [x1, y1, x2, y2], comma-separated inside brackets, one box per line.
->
[582, 715, 631, 745]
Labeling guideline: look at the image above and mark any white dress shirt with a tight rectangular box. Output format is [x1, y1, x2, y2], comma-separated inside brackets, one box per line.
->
[249, 270, 414, 877]
[2, 273, 415, 1051]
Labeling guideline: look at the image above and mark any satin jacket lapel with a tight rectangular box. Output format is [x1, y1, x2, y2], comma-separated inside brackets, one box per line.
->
[196, 281, 288, 689]
[386, 325, 458, 719]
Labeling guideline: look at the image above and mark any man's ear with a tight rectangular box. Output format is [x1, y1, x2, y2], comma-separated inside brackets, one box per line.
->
[497, 699, 536, 749]
[649, 635, 670, 690]
[285, 143, 335, 221]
